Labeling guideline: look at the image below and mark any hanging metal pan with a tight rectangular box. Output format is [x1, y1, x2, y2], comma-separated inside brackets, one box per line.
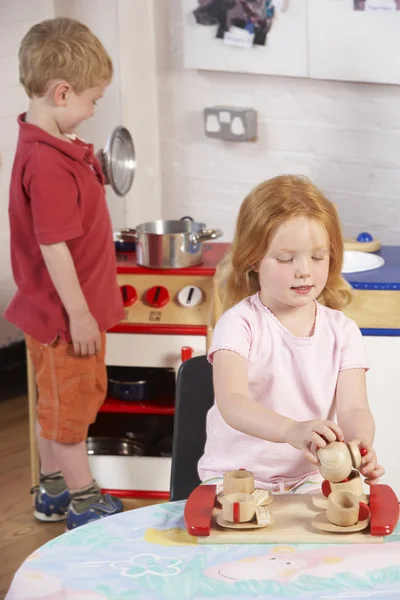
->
[101, 126, 136, 197]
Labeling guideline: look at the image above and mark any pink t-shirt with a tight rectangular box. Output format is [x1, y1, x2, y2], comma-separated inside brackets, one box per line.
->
[198, 293, 368, 489]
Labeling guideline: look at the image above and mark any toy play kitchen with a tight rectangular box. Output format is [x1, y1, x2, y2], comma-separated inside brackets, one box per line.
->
[88, 226, 226, 499]
[184, 440, 399, 545]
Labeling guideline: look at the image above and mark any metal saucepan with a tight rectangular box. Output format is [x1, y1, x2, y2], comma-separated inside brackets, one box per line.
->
[86, 436, 145, 456]
[108, 378, 148, 402]
[119, 217, 223, 269]
[99, 126, 136, 197]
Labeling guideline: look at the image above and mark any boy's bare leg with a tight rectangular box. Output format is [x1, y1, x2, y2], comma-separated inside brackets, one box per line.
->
[36, 420, 60, 474]
[51, 440, 93, 490]
[36, 417, 92, 489]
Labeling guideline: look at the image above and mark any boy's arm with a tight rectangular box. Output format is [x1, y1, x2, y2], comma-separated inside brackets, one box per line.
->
[40, 242, 101, 356]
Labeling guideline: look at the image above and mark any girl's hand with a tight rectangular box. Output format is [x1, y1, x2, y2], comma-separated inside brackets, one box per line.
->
[286, 420, 344, 465]
[351, 439, 385, 485]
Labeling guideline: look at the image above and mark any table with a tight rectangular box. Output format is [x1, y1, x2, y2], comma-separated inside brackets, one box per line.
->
[6, 500, 400, 600]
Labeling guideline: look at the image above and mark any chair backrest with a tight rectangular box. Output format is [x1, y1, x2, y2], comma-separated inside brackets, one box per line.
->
[170, 354, 214, 501]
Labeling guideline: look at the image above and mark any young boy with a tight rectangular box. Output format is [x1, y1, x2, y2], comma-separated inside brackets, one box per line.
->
[4, 17, 125, 530]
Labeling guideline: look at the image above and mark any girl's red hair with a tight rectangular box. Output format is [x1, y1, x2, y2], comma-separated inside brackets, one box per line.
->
[217, 175, 352, 313]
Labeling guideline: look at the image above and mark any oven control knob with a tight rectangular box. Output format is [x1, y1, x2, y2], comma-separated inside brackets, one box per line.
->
[120, 285, 137, 307]
[145, 286, 169, 308]
[177, 286, 203, 307]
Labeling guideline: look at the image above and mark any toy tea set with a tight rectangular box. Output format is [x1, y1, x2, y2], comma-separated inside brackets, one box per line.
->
[184, 441, 399, 545]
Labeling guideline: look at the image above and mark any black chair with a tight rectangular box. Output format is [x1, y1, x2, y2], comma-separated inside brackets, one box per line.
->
[169, 355, 214, 501]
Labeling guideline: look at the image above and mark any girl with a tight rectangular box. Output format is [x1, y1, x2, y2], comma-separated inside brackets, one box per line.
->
[198, 175, 384, 494]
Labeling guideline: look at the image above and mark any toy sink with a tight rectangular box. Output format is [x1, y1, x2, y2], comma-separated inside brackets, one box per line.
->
[342, 250, 385, 274]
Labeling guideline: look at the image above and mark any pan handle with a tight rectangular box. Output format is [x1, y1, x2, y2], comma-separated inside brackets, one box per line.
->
[192, 228, 223, 243]
[118, 228, 138, 240]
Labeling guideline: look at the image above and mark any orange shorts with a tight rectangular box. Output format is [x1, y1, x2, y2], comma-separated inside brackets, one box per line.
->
[25, 333, 107, 444]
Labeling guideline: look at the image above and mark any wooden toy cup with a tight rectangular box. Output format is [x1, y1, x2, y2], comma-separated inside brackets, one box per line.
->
[329, 470, 368, 502]
[317, 441, 353, 483]
[346, 441, 362, 470]
[223, 469, 254, 495]
[327, 491, 359, 527]
[318, 441, 364, 484]
[222, 493, 256, 523]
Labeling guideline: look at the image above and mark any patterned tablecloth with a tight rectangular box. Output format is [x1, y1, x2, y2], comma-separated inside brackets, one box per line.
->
[6, 500, 400, 600]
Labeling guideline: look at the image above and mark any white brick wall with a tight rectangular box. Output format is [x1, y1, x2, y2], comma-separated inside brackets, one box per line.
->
[155, 1, 400, 245]
[115, 0, 162, 227]
[0, 0, 55, 347]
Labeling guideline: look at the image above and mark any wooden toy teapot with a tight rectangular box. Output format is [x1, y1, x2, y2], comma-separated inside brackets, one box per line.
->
[317, 441, 367, 483]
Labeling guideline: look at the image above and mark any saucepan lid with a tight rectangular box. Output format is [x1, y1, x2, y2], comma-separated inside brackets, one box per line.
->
[101, 126, 136, 197]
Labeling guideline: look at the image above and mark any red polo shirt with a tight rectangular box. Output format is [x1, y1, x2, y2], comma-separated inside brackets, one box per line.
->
[4, 114, 124, 344]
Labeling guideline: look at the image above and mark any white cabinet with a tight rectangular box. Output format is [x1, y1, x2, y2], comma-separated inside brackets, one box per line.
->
[364, 336, 400, 497]
[88, 456, 172, 493]
[106, 333, 207, 370]
[308, 0, 400, 85]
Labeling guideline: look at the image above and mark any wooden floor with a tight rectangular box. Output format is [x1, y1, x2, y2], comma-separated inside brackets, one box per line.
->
[0, 395, 162, 600]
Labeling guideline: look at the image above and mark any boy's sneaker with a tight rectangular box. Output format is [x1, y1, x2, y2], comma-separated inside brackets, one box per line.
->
[66, 493, 124, 530]
[31, 472, 70, 522]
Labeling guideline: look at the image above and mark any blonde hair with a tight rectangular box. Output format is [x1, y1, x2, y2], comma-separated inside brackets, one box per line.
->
[217, 175, 352, 313]
[19, 17, 113, 98]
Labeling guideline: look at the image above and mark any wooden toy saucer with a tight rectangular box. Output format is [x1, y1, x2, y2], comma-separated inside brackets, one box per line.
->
[312, 512, 369, 534]
[312, 493, 371, 534]
[216, 510, 275, 531]
[312, 493, 329, 510]
[217, 488, 273, 507]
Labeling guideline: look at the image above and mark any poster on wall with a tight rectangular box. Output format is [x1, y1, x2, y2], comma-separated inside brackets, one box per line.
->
[182, 0, 309, 77]
[183, 0, 400, 84]
[193, 0, 278, 49]
[354, 0, 400, 10]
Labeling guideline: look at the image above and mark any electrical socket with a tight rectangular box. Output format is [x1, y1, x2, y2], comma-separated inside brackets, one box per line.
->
[203, 106, 257, 142]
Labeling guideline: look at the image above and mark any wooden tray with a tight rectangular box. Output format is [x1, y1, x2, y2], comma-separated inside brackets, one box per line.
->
[184, 484, 399, 545]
